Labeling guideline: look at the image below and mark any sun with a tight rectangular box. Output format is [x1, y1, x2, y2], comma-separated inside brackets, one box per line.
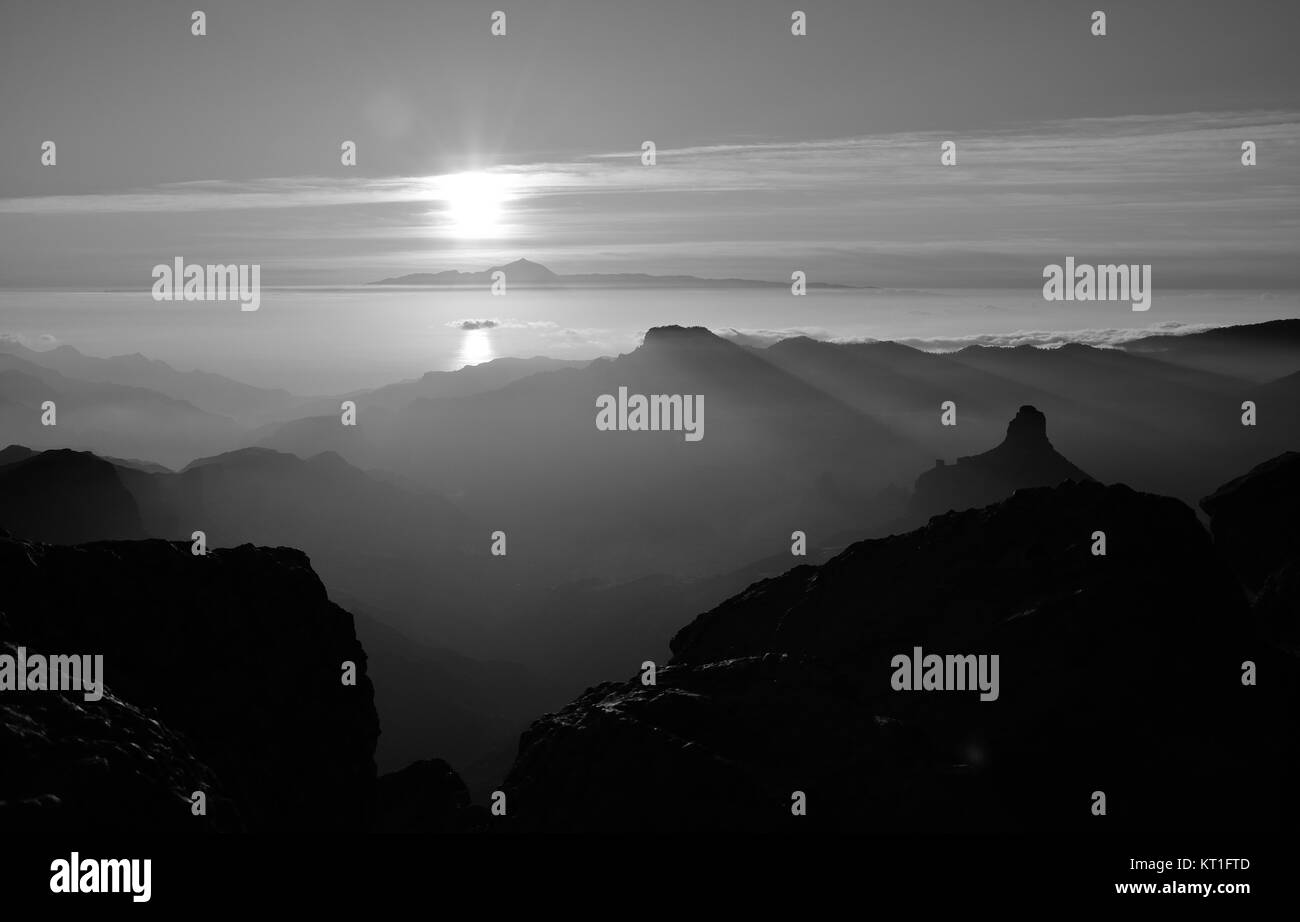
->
[437, 171, 511, 239]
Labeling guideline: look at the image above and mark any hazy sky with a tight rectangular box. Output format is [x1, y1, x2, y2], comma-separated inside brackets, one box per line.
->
[1, 0, 1298, 288]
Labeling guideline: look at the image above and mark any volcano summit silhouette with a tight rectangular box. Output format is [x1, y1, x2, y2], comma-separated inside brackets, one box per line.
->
[370, 259, 852, 288]
[910, 405, 1094, 519]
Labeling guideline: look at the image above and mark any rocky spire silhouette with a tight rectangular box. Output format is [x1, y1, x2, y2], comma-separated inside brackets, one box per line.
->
[1003, 404, 1049, 447]
[910, 405, 1093, 519]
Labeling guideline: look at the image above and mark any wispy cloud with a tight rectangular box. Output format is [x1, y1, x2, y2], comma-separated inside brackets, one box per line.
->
[2, 110, 1297, 287]
[0, 177, 442, 216]
[5, 110, 1295, 216]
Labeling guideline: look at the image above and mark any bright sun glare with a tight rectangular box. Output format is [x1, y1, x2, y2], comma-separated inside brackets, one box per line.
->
[437, 171, 511, 239]
[455, 328, 497, 368]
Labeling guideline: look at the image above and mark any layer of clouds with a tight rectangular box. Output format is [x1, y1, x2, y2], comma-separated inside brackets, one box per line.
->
[0, 331, 59, 349]
[718, 320, 1222, 352]
[891, 321, 1222, 352]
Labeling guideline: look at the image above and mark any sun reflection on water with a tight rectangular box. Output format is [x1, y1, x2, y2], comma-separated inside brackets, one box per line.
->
[454, 328, 496, 368]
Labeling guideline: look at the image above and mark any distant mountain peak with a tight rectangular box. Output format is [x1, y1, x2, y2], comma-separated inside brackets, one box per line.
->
[0, 444, 37, 467]
[114, 352, 160, 367]
[487, 257, 559, 281]
[496, 257, 552, 271]
[180, 446, 295, 473]
[637, 326, 738, 356]
[642, 325, 722, 342]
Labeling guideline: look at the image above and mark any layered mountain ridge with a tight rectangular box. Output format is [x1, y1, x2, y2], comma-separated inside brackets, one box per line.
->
[2, 319, 1299, 834]
[3, 445, 1298, 834]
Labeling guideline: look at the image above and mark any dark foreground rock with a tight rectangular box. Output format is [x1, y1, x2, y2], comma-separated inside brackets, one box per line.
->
[502, 474, 1300, 832]
[0, 535, 379, 832]
[0, 642, 244, 833]
[503, 654, 987, 832]
[373, 759, 486, 833]
[1201, 451, 1300, 645]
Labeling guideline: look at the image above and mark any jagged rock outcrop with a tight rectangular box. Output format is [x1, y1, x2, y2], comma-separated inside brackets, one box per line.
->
[502, 478, 1297, 832]
[502, 654, 973, 832]
[1201, 451, 1300, 645]
[910, 405, 1093, 520]
[673, 480, 1216, 667]
[0, 535, 379, 832]
[0, 642, 244, 833]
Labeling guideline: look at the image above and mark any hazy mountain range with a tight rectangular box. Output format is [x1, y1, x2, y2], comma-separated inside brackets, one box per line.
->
[3, 316, 1299, 789]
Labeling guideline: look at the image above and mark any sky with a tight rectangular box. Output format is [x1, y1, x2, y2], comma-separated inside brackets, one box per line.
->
[1, 0, 1298, 289]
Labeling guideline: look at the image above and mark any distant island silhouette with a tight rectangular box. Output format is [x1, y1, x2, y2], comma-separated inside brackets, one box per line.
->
[370, 257, 861, 289]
